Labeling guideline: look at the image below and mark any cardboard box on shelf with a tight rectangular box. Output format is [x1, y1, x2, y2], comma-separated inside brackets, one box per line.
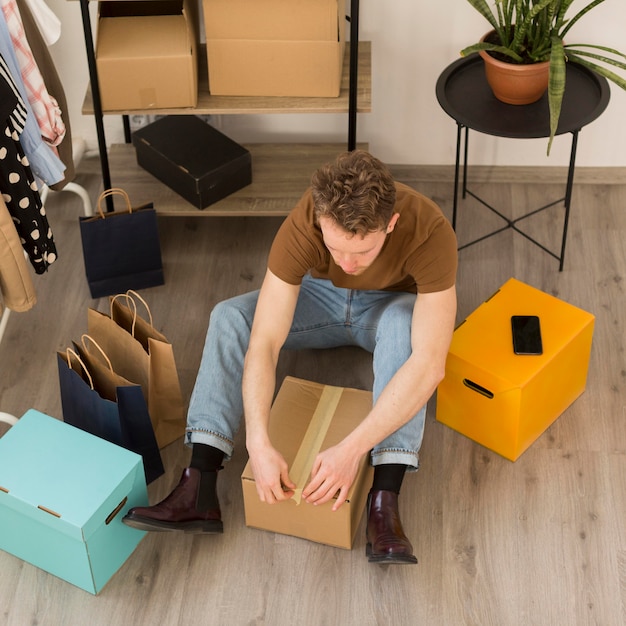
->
[242, 376, 373, 549]
[436, 278, 595, 461]
[132, 116, 252, 210]
[0, 410, 148, 594]
[203, 0, 346, 97]
[95, 0, 198, 111]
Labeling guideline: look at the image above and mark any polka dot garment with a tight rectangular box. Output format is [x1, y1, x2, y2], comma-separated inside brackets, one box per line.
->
[0, 53, 57, 274]
[0, 123, 57, 273]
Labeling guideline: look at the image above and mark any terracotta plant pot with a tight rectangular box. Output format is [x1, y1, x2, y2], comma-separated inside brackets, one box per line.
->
[479, 32, 550, 105]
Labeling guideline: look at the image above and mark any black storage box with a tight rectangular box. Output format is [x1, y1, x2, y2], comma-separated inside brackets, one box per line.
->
[132, 116, 252, 209]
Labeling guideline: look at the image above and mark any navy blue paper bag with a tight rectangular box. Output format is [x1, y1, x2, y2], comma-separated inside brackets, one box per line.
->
[57, 349, 164, 484]
[79, 188, 164, 298]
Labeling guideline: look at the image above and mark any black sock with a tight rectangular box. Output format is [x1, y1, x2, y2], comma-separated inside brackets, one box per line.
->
[190, 443, 225, 472]
[197, 469, 220, 511]
[190, 444, 224, 511]
[372, 464, 408, 494]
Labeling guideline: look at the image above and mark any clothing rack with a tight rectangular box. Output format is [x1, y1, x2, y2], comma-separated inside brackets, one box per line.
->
[0, 175, 93, 346]
[0, 306, 11, 349]
[0, 412, 17, 427]
[0, 1, 94, 422]
[0, 178, 92, 423]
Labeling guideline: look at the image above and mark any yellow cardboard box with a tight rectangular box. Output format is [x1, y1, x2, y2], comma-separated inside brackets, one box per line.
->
[95, 0, 198, 111]
[436, 278, 594, 461]
[203, 0, 345, 97]
[242, 376, 373, 549]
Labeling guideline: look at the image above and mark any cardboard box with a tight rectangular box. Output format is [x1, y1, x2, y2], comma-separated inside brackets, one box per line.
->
[95, 0, 198, 110]
[132, 116, 252, 210]
[203, 0, 345, 97]
[436, 278, 595, 461]
[242, 376, 373, 549]
[0, 410, 148, 594]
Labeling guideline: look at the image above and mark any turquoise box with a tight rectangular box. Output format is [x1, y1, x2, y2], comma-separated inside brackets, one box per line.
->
[0, 409, 148, 594]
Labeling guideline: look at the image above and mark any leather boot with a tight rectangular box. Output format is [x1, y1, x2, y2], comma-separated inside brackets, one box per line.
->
[123, 468, 223, 534]
[366, 489, 417, 564]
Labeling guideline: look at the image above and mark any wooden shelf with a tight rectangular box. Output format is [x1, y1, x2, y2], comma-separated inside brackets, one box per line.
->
[79, 3, 369, 217]
[83, 42, 371, 116]
[108, 142, 367, 216]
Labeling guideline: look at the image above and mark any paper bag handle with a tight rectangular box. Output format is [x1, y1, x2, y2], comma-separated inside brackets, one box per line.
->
[66, 347, 94, 390]
[80, 334, 114, 372]
[125, 290, 153, 327]
[96, 188, 132, 219]
[110, 290, 154, 336]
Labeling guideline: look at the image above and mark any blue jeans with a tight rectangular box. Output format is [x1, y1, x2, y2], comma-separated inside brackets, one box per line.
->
[186, 274, 425, 469]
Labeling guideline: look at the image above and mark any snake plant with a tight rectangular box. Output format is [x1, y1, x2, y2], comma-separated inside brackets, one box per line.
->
[460, 0, 626, 154]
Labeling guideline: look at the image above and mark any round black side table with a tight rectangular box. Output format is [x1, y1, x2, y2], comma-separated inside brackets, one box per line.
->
[436, 54, 610, 271]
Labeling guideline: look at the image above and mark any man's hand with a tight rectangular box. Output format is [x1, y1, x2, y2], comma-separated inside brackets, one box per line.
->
[302, 442, 362, 512]
[248, 444, 296, 504]
[243, 269, 300, 505]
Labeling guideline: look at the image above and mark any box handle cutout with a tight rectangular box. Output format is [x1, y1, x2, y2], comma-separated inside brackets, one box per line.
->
[463, 379, 494, 399]
[106, 497, 128, 525]
[484, 287, 501, 303]
[38, 505, 61, 518]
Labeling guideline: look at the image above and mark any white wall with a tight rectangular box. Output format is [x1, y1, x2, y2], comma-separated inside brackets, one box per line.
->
[47, 0, 626, 168]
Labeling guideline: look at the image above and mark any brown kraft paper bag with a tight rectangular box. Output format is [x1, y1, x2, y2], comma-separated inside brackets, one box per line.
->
[86, 290, 185, 449]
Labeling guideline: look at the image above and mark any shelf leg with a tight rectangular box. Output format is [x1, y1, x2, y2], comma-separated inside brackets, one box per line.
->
[123, 116, 131, 144]
[347, 0, 359, 151]
[79, 0, 113, 212]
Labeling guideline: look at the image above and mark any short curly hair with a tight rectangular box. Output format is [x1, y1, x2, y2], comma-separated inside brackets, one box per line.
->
[310, 150, 397, 235]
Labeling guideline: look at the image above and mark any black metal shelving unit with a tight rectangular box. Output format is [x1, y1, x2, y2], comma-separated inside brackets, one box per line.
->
[77, 0, 363, 213]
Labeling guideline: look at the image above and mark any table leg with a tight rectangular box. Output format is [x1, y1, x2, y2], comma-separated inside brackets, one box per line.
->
[453, 123, 463, 229]
[462, 126, 469, 200]
[559, 131, 579, 271]
[452, 125, 577, 271]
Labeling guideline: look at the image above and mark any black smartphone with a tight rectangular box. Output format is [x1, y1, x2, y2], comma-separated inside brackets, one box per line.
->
[511, 315, 543, 355]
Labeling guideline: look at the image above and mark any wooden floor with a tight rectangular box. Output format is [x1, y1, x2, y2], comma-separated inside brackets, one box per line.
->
[0, 158, 625, 626]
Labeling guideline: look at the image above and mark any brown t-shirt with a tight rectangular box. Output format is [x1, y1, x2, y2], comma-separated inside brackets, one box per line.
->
[268, 182, 457, 294]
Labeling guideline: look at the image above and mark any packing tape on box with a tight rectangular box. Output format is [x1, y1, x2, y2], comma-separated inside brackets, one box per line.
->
[290, 385, 343, 505]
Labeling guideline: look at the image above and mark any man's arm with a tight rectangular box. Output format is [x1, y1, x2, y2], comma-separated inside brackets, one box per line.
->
[243, 268, 301, 504]
[302, 284, 457, 510]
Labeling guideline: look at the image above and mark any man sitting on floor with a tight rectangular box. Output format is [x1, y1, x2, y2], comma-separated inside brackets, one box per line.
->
[123, 149, 458, 565]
